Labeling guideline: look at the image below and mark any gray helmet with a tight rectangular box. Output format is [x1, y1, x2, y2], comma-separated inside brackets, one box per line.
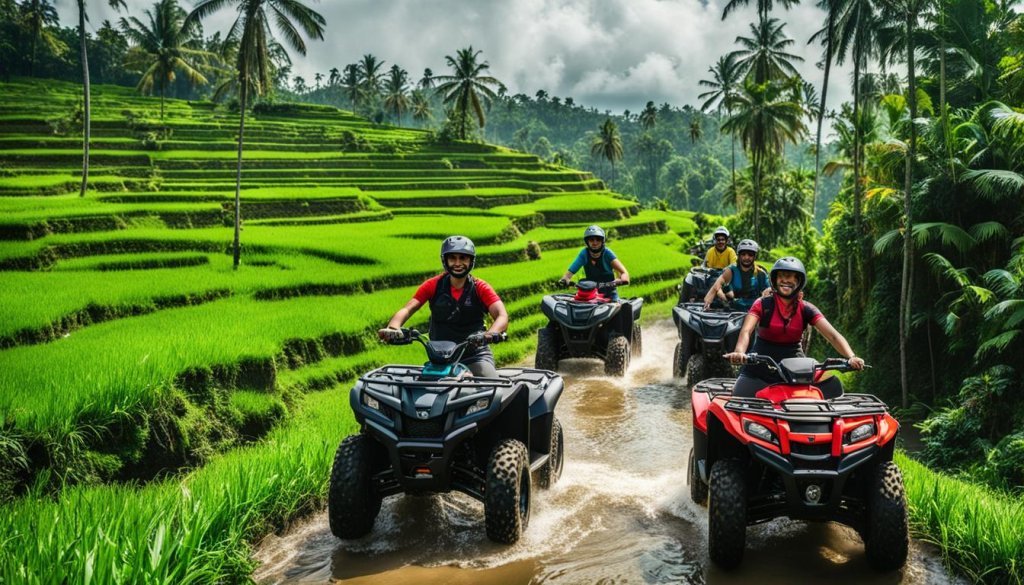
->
[770, 256, 806, 298]
[736, 239, 759, 257]
[583, 225, 606, 243]
[440, 235, 476, 277]
[713, 226, 730, 240]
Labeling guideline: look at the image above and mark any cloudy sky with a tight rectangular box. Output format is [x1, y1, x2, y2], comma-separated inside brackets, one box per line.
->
[56, 0, 854, 117]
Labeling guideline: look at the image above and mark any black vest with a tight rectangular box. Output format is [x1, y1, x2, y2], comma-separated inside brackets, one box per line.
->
[429, 274, 487, 342]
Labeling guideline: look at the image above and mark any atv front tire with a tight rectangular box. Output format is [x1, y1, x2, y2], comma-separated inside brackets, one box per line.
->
[537, 417, 564, 488]
[686, 353, 706, 386]
[535, 327, 559, 371]
[328, 434, 383, 539]
[631, 322, 643, 357]
[688, 448, 708, 505]
[604, 334, 630, 377]
[709, 459, 747, 570]
[864, 461, 909, 571]
[485, 439, 531, 544]
[673, 329, 694, 379]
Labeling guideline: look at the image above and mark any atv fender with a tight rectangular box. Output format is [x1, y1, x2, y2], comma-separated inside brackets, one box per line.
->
[705, 411, 748, 480]
[476, 384, 531, 462]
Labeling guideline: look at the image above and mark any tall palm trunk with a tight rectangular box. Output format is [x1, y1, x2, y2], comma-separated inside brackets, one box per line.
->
[78, 0, 89, 198]
[233, 77, 247, 269]
[899, 4, 919, 408]
[753, 152, 762, 242]
[812, 6, 837, 219]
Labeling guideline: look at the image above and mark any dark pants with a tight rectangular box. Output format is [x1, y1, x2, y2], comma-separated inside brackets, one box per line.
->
[462, 346, 498, 378]
[732, 339, 844, 399]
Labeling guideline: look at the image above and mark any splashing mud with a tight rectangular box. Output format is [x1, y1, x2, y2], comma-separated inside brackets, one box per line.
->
[254, 320, 963, 585]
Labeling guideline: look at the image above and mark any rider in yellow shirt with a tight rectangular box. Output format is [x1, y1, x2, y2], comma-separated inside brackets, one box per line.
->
[704, 226, 736, 269]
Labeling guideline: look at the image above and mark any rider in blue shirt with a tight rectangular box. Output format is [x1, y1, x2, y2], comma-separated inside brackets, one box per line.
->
[559, 225, 630, 300]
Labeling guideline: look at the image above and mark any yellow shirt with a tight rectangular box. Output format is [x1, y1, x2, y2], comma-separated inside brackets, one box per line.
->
[704, 246, 737, 269]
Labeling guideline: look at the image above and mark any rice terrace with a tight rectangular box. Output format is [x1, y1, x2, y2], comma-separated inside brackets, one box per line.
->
[1, 0, 1023, 583]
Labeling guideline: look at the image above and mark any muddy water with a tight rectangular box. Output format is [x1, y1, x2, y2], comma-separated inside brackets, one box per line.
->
[254, 321, 962, 585]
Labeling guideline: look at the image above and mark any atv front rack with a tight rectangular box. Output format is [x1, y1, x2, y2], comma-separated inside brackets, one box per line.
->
[724, 393, 890, 418]
[361, 365, 515, 389]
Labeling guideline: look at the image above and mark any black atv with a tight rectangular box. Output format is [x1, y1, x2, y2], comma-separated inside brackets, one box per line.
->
[679, 265, 724, 304]
[671, 301, 746, 383]
[328, 328, 565, 545]
[534, 280, 643, 377]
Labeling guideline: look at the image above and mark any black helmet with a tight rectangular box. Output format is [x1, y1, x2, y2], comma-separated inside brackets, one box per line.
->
[440, 235, 476, 277]
[736, 239, 759, 257]
[583, 225, 606, 243]
[770, 256, 806, 298]
[713, 226, 730, 240]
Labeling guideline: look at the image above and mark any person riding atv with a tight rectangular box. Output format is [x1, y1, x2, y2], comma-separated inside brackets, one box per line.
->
[559, 225, 630, 301]
[704, 226, 736, 269]
[722, 256, 865, 398]
[379, 235, 508, 377]
[703, 239, 770, 311]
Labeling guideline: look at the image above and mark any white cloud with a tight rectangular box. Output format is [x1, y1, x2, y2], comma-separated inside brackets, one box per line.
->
[54, 0, 855, 120]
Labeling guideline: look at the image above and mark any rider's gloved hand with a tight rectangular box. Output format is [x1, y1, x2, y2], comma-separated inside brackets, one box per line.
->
[378, 327, 403, 342]
[557, 277, 571, 288]
[467, 332, 486, 348]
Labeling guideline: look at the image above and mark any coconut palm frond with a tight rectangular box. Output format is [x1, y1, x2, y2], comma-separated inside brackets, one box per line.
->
[962, 169, 1024, 201]
[913, 222, 977, 253]
[873, 228, 903, 255]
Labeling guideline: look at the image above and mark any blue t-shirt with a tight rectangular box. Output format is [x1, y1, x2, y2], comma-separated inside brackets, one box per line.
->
[568, 247, 618, 283]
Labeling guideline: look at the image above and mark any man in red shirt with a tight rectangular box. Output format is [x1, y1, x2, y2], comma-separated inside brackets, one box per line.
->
[723, 256, 865, 398]
[378, 235, 509, 377]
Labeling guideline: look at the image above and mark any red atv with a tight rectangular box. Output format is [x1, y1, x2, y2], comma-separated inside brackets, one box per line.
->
[688, 354, 908, 571]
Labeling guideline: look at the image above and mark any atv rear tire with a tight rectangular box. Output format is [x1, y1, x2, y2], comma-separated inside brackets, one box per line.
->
[328, 434, 383, 539]
[686, 353, 706, 386]
[709, 459, 747, 570]
[604, 335, 630, 377]
[537, 417, 564, 488]
[535, 327, 559, 371]
[864, 461, 909, 571]
[631, 322, 643, 357]
[688, 448, 707, 505]
[671, 344, 688, 379]
[485, 439, 531, 544]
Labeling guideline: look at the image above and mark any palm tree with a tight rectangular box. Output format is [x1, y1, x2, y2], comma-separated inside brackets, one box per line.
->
[808, 0, 842, 219]
[120, 0, 210, 119]
[699, 53, 744, 199]
[327, 66, 339, 87]
[313, 71, 322, 90]
[410, 89, 432, 125]
[591, 118, 624, 180]
[433, 46, 505, 140]
[639, 100, 658, 130]
[184, 0, 326, 269]
[383, 64, 410, 124]
[722, 79, 806, 240]
[341, 63, 361, 108]
[689, 119, 703, 143]
[419, 67, 434, 90]
[730, 16, 804, 84]
[357, 53, 385, 111]
[721, 0, 800, 21]
[77, 0, 127, 197]
[19, 0, 64, 77]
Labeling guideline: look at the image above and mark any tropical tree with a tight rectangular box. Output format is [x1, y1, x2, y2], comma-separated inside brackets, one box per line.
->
[184, 0, 326, 269]
[356, 53, 385, 111]
[808, 0, 841, 218]
[730, 16, 804, 84]
[341, 63, 360, 108]
[699, 52, 744, 198]
[722, 78, 806, 240]
[419, 67, 434, 90]
[721, 0, 800, 22]
[410, 89, 432, 125]
[19, 0, 65, 77]
[327, 66, 339, 86]
[76, 0, 127, 197]
[383, 64, 410, 124]
[591, 117, 624, 179]
[639, 100, 658, 130]
[689, 119, 703, 143]
[120, 0, 211, 119]
[433, 46, 505, 140]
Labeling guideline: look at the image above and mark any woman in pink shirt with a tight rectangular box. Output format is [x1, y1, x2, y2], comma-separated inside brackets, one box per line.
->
[723, 257, 865, 398]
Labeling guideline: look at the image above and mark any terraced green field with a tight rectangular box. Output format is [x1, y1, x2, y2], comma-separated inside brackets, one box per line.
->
[0, 78, 699, 581]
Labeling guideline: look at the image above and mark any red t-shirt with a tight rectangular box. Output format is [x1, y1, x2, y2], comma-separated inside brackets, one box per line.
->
[749, 297, 823, 344]
[413, 274, 501, 308]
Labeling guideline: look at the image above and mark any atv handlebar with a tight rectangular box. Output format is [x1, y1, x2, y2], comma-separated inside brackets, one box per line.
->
[381, 328, 506, 348]
[742, 353, 868, 372]
[560, 279, 624, 291]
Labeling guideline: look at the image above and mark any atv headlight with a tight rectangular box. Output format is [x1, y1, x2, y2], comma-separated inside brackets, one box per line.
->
[362, 393, 381, 411]
[465, 397, 490, 415]
[745, 421, 777, 444]
[846, 422, 876, 443]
